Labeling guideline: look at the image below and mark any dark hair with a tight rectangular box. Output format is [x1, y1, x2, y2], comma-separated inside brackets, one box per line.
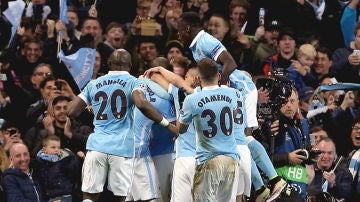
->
[136, 36, 162, 54]
[353, 115, 360, 126]
[310, 125, 325, 134]
[39, 76, 56, 89]
[319, 72, 336, 83]
[179, 12, 202, 29]
[165, 40, 184, 55]
[33, 63, 53, 74]
[52, 95, 72, 106]
[354, 21, 360, 36]
[24, 37, 43, 50]
[170, 56, 192, 74]
[81, 17, 101, 30]
[316, 46, 332, 61]
[197, 58, 218, 82]
[277, 27, 297, 43]
[1, 120, 14, 131]
[229, 0, 250, 13]
[105, 22, 127, 35]
[67, 5, 78, 13]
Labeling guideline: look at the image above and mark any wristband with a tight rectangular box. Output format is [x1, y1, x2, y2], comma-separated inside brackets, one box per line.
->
[159, 117, 169, 127]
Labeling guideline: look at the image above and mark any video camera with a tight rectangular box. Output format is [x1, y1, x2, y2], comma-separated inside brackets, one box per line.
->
[256, 73, 293, 122]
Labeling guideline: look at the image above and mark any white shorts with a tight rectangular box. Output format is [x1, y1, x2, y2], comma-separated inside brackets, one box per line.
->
[192, 155, 239, 202]
[126, 156, 161, 201]
[245, 89, 259, 128]
[171, 156, 196, 202]
[152, 153, 175, 202]
[81, 150, 134, 196]
[237, 145, 252, 197]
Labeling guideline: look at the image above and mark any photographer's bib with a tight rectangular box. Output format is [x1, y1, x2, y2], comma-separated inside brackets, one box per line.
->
[276, 165, 307, 199]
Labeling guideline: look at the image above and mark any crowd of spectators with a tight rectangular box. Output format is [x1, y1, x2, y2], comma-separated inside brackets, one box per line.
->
[1, 0, 360, 201]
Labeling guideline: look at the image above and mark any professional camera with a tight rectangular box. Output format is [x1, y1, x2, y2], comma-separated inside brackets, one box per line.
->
[256, 74, 293, 122]
[296, 148, 322, 163]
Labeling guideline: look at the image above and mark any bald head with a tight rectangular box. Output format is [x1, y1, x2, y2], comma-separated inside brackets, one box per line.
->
[10, 143, 30, 173]
[107, 49, 132, 72]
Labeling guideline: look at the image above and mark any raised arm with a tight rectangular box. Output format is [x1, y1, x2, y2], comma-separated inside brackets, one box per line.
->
[67, 96, 87, 118]
[145, 66, 194, 94]
[216, 50, 237, 84]
[132, 89, 178, 135]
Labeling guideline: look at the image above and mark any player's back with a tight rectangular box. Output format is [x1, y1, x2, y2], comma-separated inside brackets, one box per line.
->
[133, 79, 174, 158]
[80, 72, 139, 156]
[182, 86, 240, 164]
[169, 84, 196, 158]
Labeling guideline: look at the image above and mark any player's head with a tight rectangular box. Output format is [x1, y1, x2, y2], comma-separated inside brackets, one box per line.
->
[107, 49, 132, 72]
[197, 58, 219, 85]
[177, 12, 202, 46]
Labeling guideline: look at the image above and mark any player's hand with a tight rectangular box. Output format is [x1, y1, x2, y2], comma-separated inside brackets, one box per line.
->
[143, 66, 162, 78]
[218, 75, 229, 85]
[166, 123, 179, 139]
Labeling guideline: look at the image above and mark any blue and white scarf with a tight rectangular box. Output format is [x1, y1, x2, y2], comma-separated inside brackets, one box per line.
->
[349, 149, 360, 183]
[306, 0, 325, 20]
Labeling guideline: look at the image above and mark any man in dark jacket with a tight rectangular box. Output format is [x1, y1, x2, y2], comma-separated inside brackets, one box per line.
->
[306, 137, 353, 201]
[1, 143, 44, 202]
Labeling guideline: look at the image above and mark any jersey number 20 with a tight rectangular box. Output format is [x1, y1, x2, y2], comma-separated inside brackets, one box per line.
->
[95, 89, 127, 120]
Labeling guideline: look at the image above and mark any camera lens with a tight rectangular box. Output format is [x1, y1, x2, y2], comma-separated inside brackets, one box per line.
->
[297, 149, 309, 159]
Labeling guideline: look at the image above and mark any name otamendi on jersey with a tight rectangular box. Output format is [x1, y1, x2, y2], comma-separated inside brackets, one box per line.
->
[197, 94, 233, 107]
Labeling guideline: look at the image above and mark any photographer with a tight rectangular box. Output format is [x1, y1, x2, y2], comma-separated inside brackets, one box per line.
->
[265, 86, 312, 200]
[306, 138, 352, 202]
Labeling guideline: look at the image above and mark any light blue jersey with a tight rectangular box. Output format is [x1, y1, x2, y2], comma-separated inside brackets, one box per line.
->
[133, 79, 174, 158]
[79, 71, 140, 157]
[149, 90, 177, 157]
[232, 86, 248, 146]
[180, 85, 240, 165]
[189, 30, 256, 93]
[169, 84, 196, 158]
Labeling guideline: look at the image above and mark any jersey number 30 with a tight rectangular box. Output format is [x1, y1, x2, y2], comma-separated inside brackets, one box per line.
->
[201, 106, 233, 138]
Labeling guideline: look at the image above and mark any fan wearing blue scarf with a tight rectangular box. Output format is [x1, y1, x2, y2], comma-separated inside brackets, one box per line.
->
[35, 135, 78, 202]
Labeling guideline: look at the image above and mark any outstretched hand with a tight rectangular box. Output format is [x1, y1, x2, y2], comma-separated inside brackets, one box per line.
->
[143, 66, 162, 78]
[166, 123, 179, 140]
